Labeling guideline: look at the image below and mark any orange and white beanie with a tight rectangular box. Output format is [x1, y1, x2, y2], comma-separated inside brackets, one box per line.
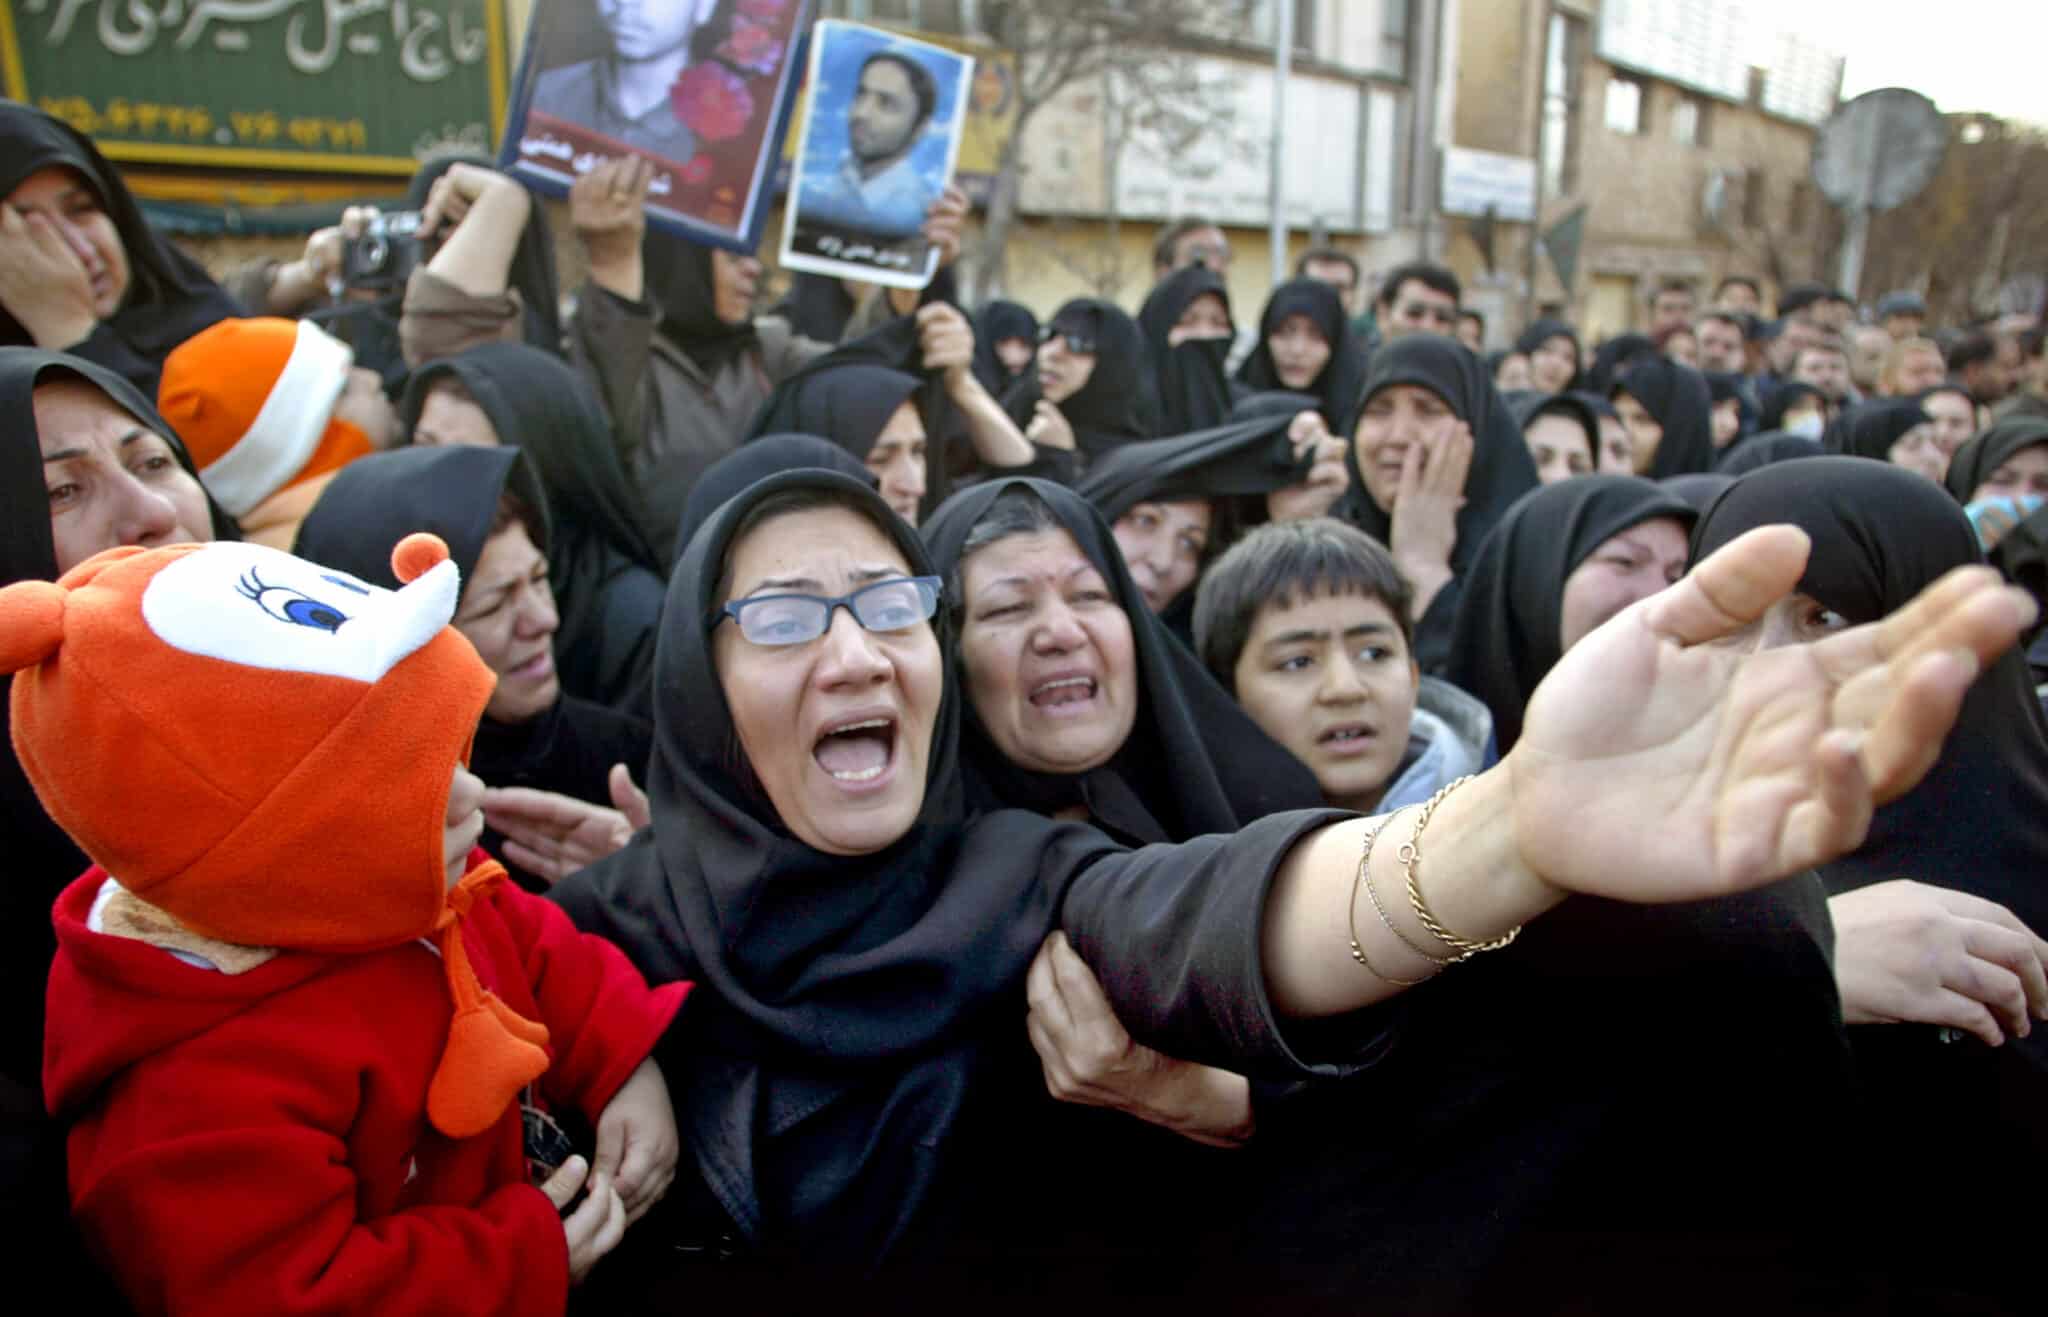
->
[159, 318, 372, 520]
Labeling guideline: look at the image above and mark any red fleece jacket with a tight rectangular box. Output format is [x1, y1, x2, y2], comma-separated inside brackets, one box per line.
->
[43, 858, 688, 1317]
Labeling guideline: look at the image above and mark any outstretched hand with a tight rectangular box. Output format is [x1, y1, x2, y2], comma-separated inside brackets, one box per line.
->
[480, 763, 647, 884]
[1509, 526, 2037, 903]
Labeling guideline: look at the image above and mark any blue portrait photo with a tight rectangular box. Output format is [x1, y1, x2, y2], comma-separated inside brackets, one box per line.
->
[794, 27, 963, 240]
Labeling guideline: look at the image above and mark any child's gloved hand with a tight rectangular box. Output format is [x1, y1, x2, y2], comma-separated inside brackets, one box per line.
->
[539, 1155, 626, 1284]
[444, 767, 486, 887]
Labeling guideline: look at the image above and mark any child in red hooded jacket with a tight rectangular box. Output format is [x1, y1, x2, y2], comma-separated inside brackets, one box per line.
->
[1, 533, 689, 1316]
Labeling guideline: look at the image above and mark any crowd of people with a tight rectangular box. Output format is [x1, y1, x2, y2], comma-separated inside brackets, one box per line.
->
[3, 94, 2046, 1314]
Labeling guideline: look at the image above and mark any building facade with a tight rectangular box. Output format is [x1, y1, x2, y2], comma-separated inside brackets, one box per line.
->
[1447, 0, 1844, 343]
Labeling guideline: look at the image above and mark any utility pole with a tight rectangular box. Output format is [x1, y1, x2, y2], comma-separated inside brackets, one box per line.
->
[1269, 0, 1294, 292]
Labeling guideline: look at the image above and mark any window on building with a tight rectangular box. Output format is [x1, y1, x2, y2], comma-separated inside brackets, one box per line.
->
[1604, 75, 1645, 135]
[1539, 12, 1586, 197]
[1743, 167, 1766, 229]
[1671, 96, 1710, 146]
[1248, 0, 1316, 51]
[1383, 0, 1411, 77]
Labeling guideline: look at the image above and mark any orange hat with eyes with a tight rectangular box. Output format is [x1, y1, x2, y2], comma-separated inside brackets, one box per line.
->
[0, 535, 548, 1137]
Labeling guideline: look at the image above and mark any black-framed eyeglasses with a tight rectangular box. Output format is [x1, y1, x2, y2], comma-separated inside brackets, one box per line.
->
[716, 576, 942, 647]
[1039, 327, 1097, 355]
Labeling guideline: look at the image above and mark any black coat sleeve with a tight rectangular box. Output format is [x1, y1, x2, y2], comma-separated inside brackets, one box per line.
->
[1056, 809, 1399, 1083]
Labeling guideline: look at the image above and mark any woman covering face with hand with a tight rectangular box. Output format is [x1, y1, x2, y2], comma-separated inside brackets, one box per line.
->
[1002, 298, 1156, 464]
[1335, 336, 1541, 671]
[0, 105, 241, 396]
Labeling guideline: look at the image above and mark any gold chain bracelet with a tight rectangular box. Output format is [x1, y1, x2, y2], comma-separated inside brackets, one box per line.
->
[1348, 815, 1430, 986]
[1401, 776, 1522, 960]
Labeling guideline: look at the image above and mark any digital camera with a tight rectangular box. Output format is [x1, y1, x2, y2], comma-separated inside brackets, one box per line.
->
[340, 210, 426, 291]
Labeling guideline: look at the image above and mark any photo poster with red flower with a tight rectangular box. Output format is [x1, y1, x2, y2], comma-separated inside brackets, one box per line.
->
[778, 20, 973, 290]
[498, 0, 812, 251]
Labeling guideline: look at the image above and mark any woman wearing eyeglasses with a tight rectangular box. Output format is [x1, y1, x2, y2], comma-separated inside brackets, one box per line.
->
[1001, 298, 1158, 467]
[527, 457, 2030, 1307]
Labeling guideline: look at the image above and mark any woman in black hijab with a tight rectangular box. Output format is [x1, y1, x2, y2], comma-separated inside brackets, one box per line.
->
[1690, 457, 2048, 1310]
[1755, 378, 1830, 439]
[1609, 355, 1715, 478]
[970, 299, 1038, 397]
[1001, 297, 1156, 464]
[293, 445, 649, 889]
[674, 434, 875, 566]
[1235, 277, 1366, 429]
[926, 475, 1323, 845]
[1714, 429, 1825, 475]
[1074, 408, 1312, 637]
[1136, 265, 1239, 434]
[1583, 331, 1654, 396]
[1334, 335, 1541, 672]
[1, 347, 236, 1299]
[0, 104, 241, 396]
[403, 343, 665, 714]
[1513, 317, 1583, 394]
[1509, 390, 1600, 484]
[1822, 397, 1941, 481]
[522, 461, 2025, 1305]
[1441, 476, 1697, 752]
[1944, 415, 2048, 507]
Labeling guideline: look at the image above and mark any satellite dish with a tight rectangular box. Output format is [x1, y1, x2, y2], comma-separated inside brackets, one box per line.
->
[1812, 88, 1948, 212]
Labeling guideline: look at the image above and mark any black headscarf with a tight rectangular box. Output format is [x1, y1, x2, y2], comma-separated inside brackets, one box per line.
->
[1508, 391, 1601, 468]
[675, 434, 875, 567]
[1000, 298, 1155, 461]
[645, 232, 758, 373]
[293, 445, 547, 589]
[746, 314, 955, 516]
[1660, 471, 1736, 512]
[1074, 408, 1309, 525]
[1136, 265, 1238, 435]
[1442, 476, 1696, 753]
[766, 271, 857, 344]
[1235, 277, 1367, 429]
[1943, 416, 2048, 504]
[969, 299, 1037, 396]
[1611, 356, 1715, 478]
[1821, 398, 1930, 463]
[1512, 317, 1583, 392]
[405, 152, 562, 356]
[1584, 332, 1654, 396]
[1714, 430, 1825, 475]
[0, 103, 242, 396]
[0, 347, 237, 1093]
[1756, 379, 1828, 434]
[1333, 336, 1542, 580]
[1690, 457, 2048, 1070]
[547, 468, 1122, 1257]
[922, 477, 1323, 844]
[400, 344, 664, 710]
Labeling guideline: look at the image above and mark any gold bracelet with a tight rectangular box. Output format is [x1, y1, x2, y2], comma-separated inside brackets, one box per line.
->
[1401, 776, 1522, 959]
[1364, 814, 1455, 966]
[1348, 816, 1430, 986]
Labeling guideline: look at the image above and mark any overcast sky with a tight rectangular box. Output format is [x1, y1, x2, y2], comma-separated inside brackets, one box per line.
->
[1777, 0, 2047, 125]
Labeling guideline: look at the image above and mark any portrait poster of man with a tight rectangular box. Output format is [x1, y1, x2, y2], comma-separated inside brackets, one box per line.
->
[503, 0, 810, 249]
[780, 21, 972, 289]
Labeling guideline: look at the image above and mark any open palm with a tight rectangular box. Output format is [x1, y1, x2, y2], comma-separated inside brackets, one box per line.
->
[1509, 526, 2034, 903]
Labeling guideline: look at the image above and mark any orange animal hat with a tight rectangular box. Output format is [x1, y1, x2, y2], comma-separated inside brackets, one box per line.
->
[158, 317, 373, 520]
[0, 536, 548, 1138]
